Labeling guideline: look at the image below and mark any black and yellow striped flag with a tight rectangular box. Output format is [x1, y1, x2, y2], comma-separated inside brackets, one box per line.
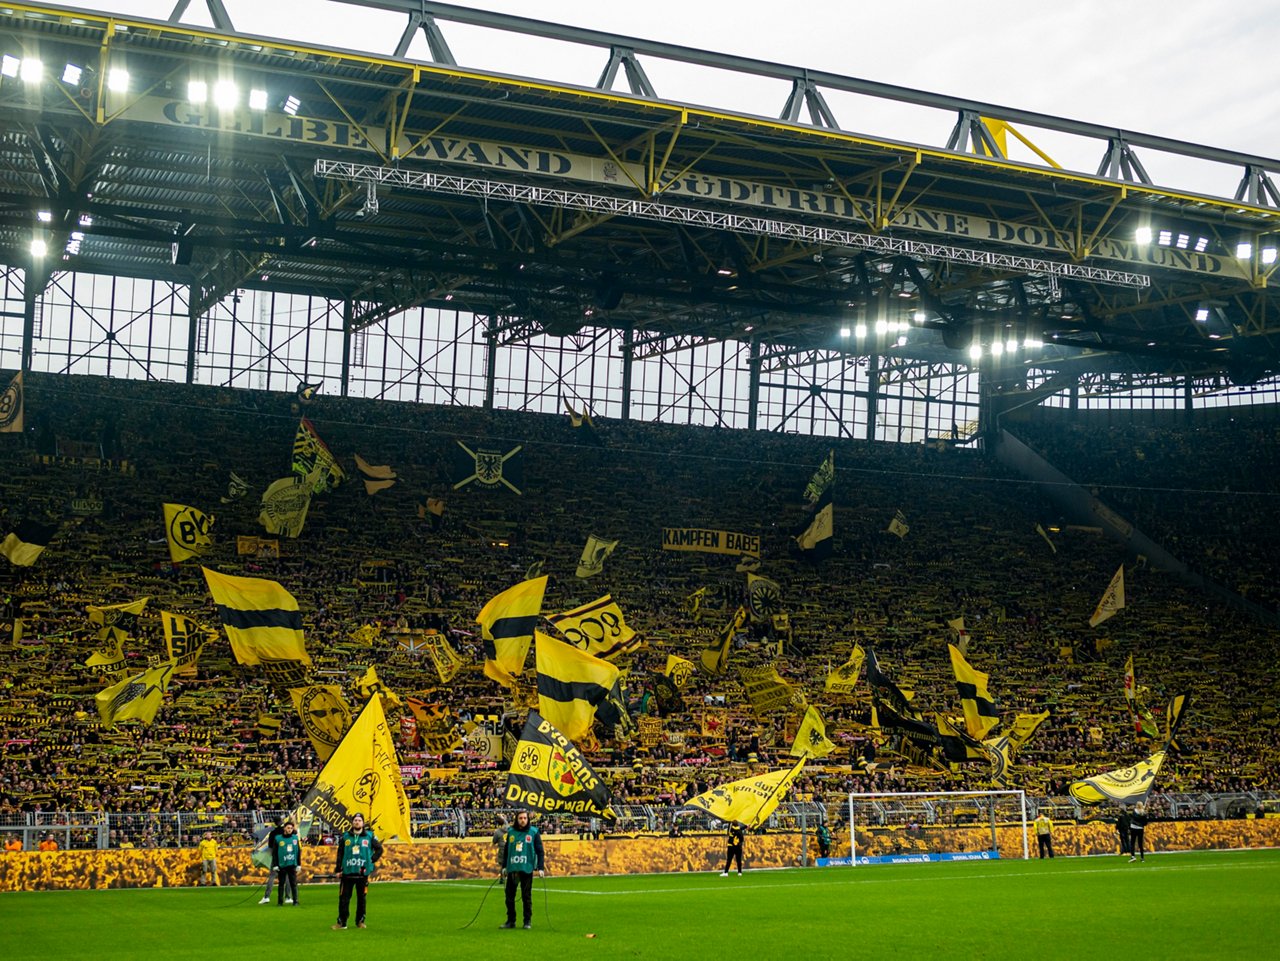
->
[948, 644, 999, 739]
[477, 575, 547, 688]
[504, 710, 615, 819]
[700, 606, 746, 676]
[202, 567, 309, 668]
[1, 519, 56, 566]
[535, 631, 630, 741]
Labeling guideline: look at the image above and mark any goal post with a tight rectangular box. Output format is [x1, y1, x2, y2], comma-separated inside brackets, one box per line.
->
[842, 790, 1029, 866]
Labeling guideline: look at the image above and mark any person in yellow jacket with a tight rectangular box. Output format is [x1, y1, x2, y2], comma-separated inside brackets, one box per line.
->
[198, 833, 220, 886]
[1034, 812, 1054, 859]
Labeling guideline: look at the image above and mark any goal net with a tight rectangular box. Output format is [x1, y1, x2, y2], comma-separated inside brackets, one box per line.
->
[840, 790, 1029, 866]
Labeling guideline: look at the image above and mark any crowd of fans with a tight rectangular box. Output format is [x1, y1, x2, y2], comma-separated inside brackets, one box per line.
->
[1, 372, 1277, 848]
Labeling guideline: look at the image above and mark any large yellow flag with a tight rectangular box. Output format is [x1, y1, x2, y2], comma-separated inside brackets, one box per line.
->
[85, 627, 128, 671]
[1089, 565, 1125, 627]
[95, 661, 176, 727]
[701, 606, 746, 676]
[0, 370, 23, 433]
[85, 598, 149, 671]
[739, 664, 797, 714]
[663, 655, 695, 690]
[686, 758, 806, 828]
[355, 665, 403, 708]
[948, 644, 999, 739]
[292, 418, 346, 492]
[576, 534, 618, 579]
[790, 706, 836, 759]
[162, 503, 214, 563]
[1069, 751, 1166, 805]
[535, 632, 631, 741]
[202, 567, 309, 667]
[825, 644, 865, 693]
[547, 595, 640, 660]
[477, 575, 547, 688]
[289, 684, 352, 761]
[258, 475, 314, 538]
[294, 696, 413, 841]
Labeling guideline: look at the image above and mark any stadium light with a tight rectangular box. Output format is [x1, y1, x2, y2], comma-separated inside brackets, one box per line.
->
[1157, 229, 1172, 246]
[107, 68, 129, 92]
[1263, 247, 1278, 265]
[967, 343, 982, 361]
[1195, 306, 1210, 322]
[213, 80, 238, 109]
[187, 79, 208, 103]
[1134, 226, 1152, 245]
[1175, 234, 1190, 249]
[36, 210, 52, 223]
[895, 335, 907, 347]
[874, 318, 888, 335]
[839, 326, 851, 338]
[990, 341, 1004, 356]
[1006, 338, 1018, 353]
[248, 88, 268, 111]
[1194, 237, 1209, 253]
[282, 95, 301, 116]
[30, 237, 47, 258]
[0, 55, 18, 78]
[1236, 241, 1253, 260]
[912, 310, 927, 324]
[61, 63, 82, 85]
[854, 323, 867, 339]
[20, 58, 42, 83]
[1023, 336, 1043, 349]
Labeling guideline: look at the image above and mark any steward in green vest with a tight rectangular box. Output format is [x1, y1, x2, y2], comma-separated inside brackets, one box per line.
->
[498, 810, 546, 929]
[275, 821, 302, 906]
[332, 814, 382, 930]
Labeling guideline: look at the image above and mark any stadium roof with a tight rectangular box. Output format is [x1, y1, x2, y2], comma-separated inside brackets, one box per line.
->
[2, 0, 1280, 384]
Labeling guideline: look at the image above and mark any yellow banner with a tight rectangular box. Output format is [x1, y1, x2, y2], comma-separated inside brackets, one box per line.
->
[662, 528, 760, 557]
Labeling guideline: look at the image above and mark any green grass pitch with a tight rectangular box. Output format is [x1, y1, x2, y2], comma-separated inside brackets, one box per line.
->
[3, 850, 1278, 960]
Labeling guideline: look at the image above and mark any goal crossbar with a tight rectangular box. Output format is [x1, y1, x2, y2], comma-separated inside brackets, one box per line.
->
[846, 789, 1029, 866]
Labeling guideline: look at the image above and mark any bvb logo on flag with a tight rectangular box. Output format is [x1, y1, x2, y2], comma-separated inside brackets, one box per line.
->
[517, 742, 543, 776]
[0, 375, 20, 431]
[168, 505, 213, 554]
[353, 769, 381, 806]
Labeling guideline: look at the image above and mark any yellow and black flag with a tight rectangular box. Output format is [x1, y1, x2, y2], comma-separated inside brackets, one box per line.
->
[293, 695, 413, 841]
[535, 631, 632, 741]
[686, 758, 806, 828]
[202, 567, 309, 670]
[576, 533, 618, 579]
[887, 510, 910, 539]
[354, 454, 397, 495]
[161, 611, 212, 676]
[95, 661, 176, 727]
[746, 573, 783, 621]
[547, 595, 640, 660]
[1069, 751, 1166, 805]
[1165, 691, 1191, 747]
[664, 655, 695, 690]
[453, 441, 524, 494]
[418, 631, 464, 683]
[790, 705, 836, 759]
[289, 684, 352, 761]
[700, 606, 747, 676]
[355, 665, 403, 708]
[259, 475, 314, 538]
[1089, 565, 1125, 627]
[292, 418, 345, 493]
[162, 503, 214, 563]
[948, 644, 1000, 740]
[504, 710, 615, 819]
[86, 598, 149, 671]
[220, 471, 249, 504]
[418, 497, 446, 531]
[296, 380, 321, 405]
[825, 644, 865, 694]
[85, 626, 128, 672]
[683, 586, 707, 622]
[796, 488, 833, 557]
[866, 647, 916, 719]
[0, 369, 23, 433]
[1, 519, 56, 566]
[477, 575, 548, 688]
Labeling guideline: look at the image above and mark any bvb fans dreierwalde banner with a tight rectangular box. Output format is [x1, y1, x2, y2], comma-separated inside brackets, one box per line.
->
[504, 710, 615, 819]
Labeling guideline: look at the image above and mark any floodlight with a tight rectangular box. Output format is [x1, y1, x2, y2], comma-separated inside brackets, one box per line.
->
[36, 210, 52, 223]
[61, 63, 82, 85]
[854, 323, 867, 339]
[895, 335, 907, 347]
[248, 88, 268, 111]
[107, 68, 129, 92]
[1236, 241, 1253, 260]
[30, 237, 47, 258]
[1134, 226, 1152, 245]
[990, 341, 1004, 356]
[1, 55, 18, 78]
[968, 344, 982, 361]
[213, 80, 237, 109]
[20, 58, 42, 83]
[1157, 229, 1172, 246]
[839, 327, 851, 338]
[1195, 307, 1210, 322]
[874, 318, 888, 335]
[1194, 237, 1209, 252]
[283, 95, 301, 116]
[1262, 248, 1277, 265]
[912, 310, 927, 324]
[187, 79, 207, 103]
[1175, 234, 1190, 249]
[1006, 338, 1018, 352]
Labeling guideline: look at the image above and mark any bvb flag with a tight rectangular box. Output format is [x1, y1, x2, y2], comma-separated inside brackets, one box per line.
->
[887, 510, 910, 539]
[292, 418, 346, 493]
[1089, 565, 1125, 627]
[202, 567, 309, 668]
[825, 644, 865, 693]
[289, 684, 353, 761]
[701, 606, 747, 676]
[547, 595, 640, 660]
[664, 655, 695, 690]
[948, 644, 1000, 739]
[1, 519, 57, 566]
[803, 450, 834, 505]
[162, 503, 214, 563]
[294, 695, 413, 841]
[477, 575, 548, 688]
[576, 534, 618, 579]
[535, 632, 632, 741]
[422, 631, 465, 683]
[687, 758, 806, 828]
[259, 474, 315, 538]
[161, 611, 212, 676]
[790, 705, 836, 759]
[1124, 654, 1160, 739]
[796, 488, 833, 556]
[354, 454, 397, 495]
[0, 370, 23, 433]
[355, 665, 403, 708]
[1069, 751, 1166, 805]
[504, 710, 615, 819]
[95, 661, 176, 727]
[746, 573, 783, 621]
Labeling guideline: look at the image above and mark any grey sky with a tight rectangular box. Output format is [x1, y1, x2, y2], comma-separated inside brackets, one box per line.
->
[60, 1, 1280, 196]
